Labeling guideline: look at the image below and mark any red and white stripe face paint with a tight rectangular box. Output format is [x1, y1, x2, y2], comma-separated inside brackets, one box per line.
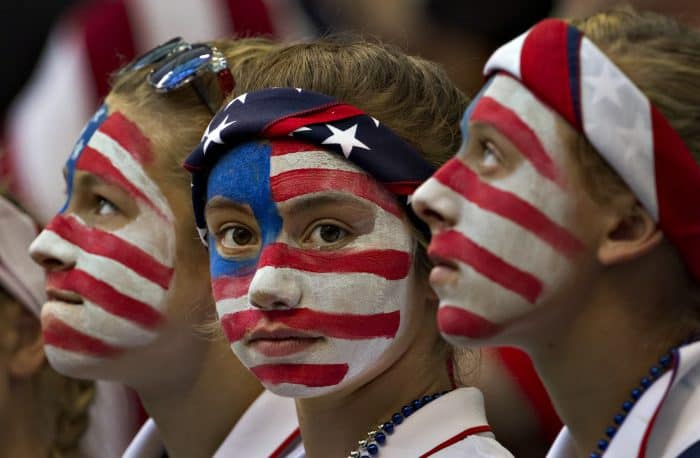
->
[412, 75, 587, 346]
[206, 139, 416, 398]
[29, 107, 176, 376]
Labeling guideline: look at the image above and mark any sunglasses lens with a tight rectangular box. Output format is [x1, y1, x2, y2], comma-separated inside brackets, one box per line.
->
[148, 44, 213, 91]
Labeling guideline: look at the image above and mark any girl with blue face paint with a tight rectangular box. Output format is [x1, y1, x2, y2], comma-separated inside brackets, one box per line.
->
[186, 38, 514, 458]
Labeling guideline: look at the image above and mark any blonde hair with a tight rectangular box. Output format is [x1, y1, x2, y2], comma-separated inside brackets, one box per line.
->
[568, 7, 700, 205]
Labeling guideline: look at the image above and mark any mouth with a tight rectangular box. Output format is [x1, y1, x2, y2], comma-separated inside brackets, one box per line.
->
[427, 249, 460, 286]
[246, 327, 323, 357]
[46, 289, 84, 305]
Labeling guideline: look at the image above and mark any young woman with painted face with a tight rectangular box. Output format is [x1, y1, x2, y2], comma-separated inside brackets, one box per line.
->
[27, 39, 300, 458]
[412, 8, 700, 458]
[184, 38, 513, 458]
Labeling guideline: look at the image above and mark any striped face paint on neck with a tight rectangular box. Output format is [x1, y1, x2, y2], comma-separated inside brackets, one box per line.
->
[412, 75, 586, 345]
[206, 139, 415, 398]
[29, 105, 176, 375]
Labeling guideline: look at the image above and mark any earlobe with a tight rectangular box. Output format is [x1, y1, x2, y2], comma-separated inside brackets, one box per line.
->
[598, 203, 663, 265]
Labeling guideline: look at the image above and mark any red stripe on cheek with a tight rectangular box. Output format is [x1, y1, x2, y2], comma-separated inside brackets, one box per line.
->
[434, 159, 584, 259]
[212, 274, 253, 301]
[221, 308, 401, 342]
[437, 305, 502, 339]
[98, 112, 154, 164]
[75, 147, 167, 220]
[43, 316, 122, 357]
[430, 230, 543, 303]
[251, 363, 349, 387]
[47, 270, 164, 329]
[472, 96, 561, 185]
[259, 244, 411, 280]
[46, 215, 173, 289]
[270, 168, 403, 217]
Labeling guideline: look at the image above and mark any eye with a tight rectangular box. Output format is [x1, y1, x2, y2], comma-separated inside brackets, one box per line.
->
[480, 141, 502, 171]
[221, 225, 256, 248]
[96, 197, 118, 216]
[306, 223, 349, 247]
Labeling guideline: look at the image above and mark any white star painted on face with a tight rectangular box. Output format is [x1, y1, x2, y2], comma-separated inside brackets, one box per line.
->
[584, 62, 627, 107]
[202, 115, 237, 154]
[225, 93, 247, 109]
[290, 126, 311, 137]
[321, 124, 370, 157]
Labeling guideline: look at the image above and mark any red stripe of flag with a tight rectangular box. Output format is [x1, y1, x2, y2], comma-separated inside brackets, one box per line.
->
[430, 230, 542, 303]
[264, 104, 365, 137]
[47, 270, 164, 329]
[437, 305, 502, 339]
[471, 96, 562, 185]
[46, 215, 173, 289]
[434, 158, 584, 259]
[76, 146, 167, 220]
[212, 274, 253, 301]
[251, 363, 349, 387]
[43, 315, 122, 357]
[270, 138, 326, 156]
[220, 308, 400, 342]
[221, 0, 275, 37]
[259, 243, 411, 280]
[271, 168, 402, 217]
[97, 112, 154, 165]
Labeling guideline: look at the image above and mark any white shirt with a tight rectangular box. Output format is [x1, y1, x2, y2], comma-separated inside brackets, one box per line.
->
[547, 340, 700, 458]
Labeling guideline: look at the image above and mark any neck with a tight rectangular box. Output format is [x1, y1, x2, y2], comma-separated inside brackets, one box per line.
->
[527, 271, 695, 457]
[134, 332, 262, 458]
[297, 320, 453, 458]
[0, 380, 51, 458]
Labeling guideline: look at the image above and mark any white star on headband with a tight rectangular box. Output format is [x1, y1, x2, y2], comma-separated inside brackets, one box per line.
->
[202, 115, 237, 154]
[226, 93, 247, 109]
[322, 124, 370, 157]
[585, 62, 626, 107]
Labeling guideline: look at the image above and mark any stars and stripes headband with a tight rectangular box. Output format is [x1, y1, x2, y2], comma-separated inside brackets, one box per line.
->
[484, 18, 700, 281]
[184, 87, 435, 243]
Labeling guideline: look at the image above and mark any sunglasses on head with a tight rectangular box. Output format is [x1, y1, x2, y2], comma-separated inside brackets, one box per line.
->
[118, 37, 234, 115]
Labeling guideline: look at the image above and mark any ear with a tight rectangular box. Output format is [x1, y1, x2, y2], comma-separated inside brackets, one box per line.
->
[8, 309, 46, 379]
[598, 201, 663, 265]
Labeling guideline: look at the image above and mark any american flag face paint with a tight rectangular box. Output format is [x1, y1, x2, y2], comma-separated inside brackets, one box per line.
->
[206, 139, 416, 398]
[412, 75, 587, 345]
[29, 105, 176, 375]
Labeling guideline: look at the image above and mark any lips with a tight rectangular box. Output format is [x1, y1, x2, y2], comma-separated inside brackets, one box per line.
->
[46, 288, 84, 305]
[246, 327, 323, 357]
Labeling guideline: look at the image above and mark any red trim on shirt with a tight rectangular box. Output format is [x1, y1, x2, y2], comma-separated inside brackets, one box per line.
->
[638, 351, 680, 458]
[269, 427, 301, 458]
[419, 425, 492, 457]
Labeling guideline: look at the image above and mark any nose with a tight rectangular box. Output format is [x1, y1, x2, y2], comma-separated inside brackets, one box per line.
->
[411, 178, 459, 233]
[29, 229, 77, 272]
[248, 266, 302, 310]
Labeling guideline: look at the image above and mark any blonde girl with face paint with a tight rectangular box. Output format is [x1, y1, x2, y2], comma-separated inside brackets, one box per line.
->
[185, 38, 514, 458]
[0, 193, 95, 458]
[28, 38, 293, 458]
[412, 7, 700, 458]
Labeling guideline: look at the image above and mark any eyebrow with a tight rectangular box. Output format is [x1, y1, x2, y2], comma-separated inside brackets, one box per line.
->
[205, 197, 252, 213]
[281, 193, 375, 215]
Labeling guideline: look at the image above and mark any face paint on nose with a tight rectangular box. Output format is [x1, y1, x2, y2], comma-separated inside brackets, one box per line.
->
[29, 106, 176, 373]
[415, 75, 585, 345]
[208, 139, 414, 398]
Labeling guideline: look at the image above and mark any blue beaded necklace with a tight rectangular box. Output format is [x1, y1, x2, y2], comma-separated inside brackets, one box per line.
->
[590, 334, 699, 458]
[347, 391, 449, 458]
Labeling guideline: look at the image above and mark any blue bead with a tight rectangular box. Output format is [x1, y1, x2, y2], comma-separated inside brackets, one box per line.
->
[605, 426, 617, 438]
[660, 354, 671, 367]
[650, 366, 661, 377]
[367, 443, 379, 455]
[631, 388, 642, 400]
[640, 377, 652, 388]
[597, 439, 608, 450]
[391, 413, 403, 425]
[382, 422, 395, 434]
[422, 395, 433, 404]
[622, 401, 634, 412]
[375, 432, 386, 444]
[590, 454, 601, 458]
[401, 405, 414, 417]
[412, 399, 423, 410]
[614, 414, 625, 425]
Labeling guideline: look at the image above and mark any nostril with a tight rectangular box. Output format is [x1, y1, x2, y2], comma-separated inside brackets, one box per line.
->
[422, 207, 447, 224]
[42, 257, 67, 271]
